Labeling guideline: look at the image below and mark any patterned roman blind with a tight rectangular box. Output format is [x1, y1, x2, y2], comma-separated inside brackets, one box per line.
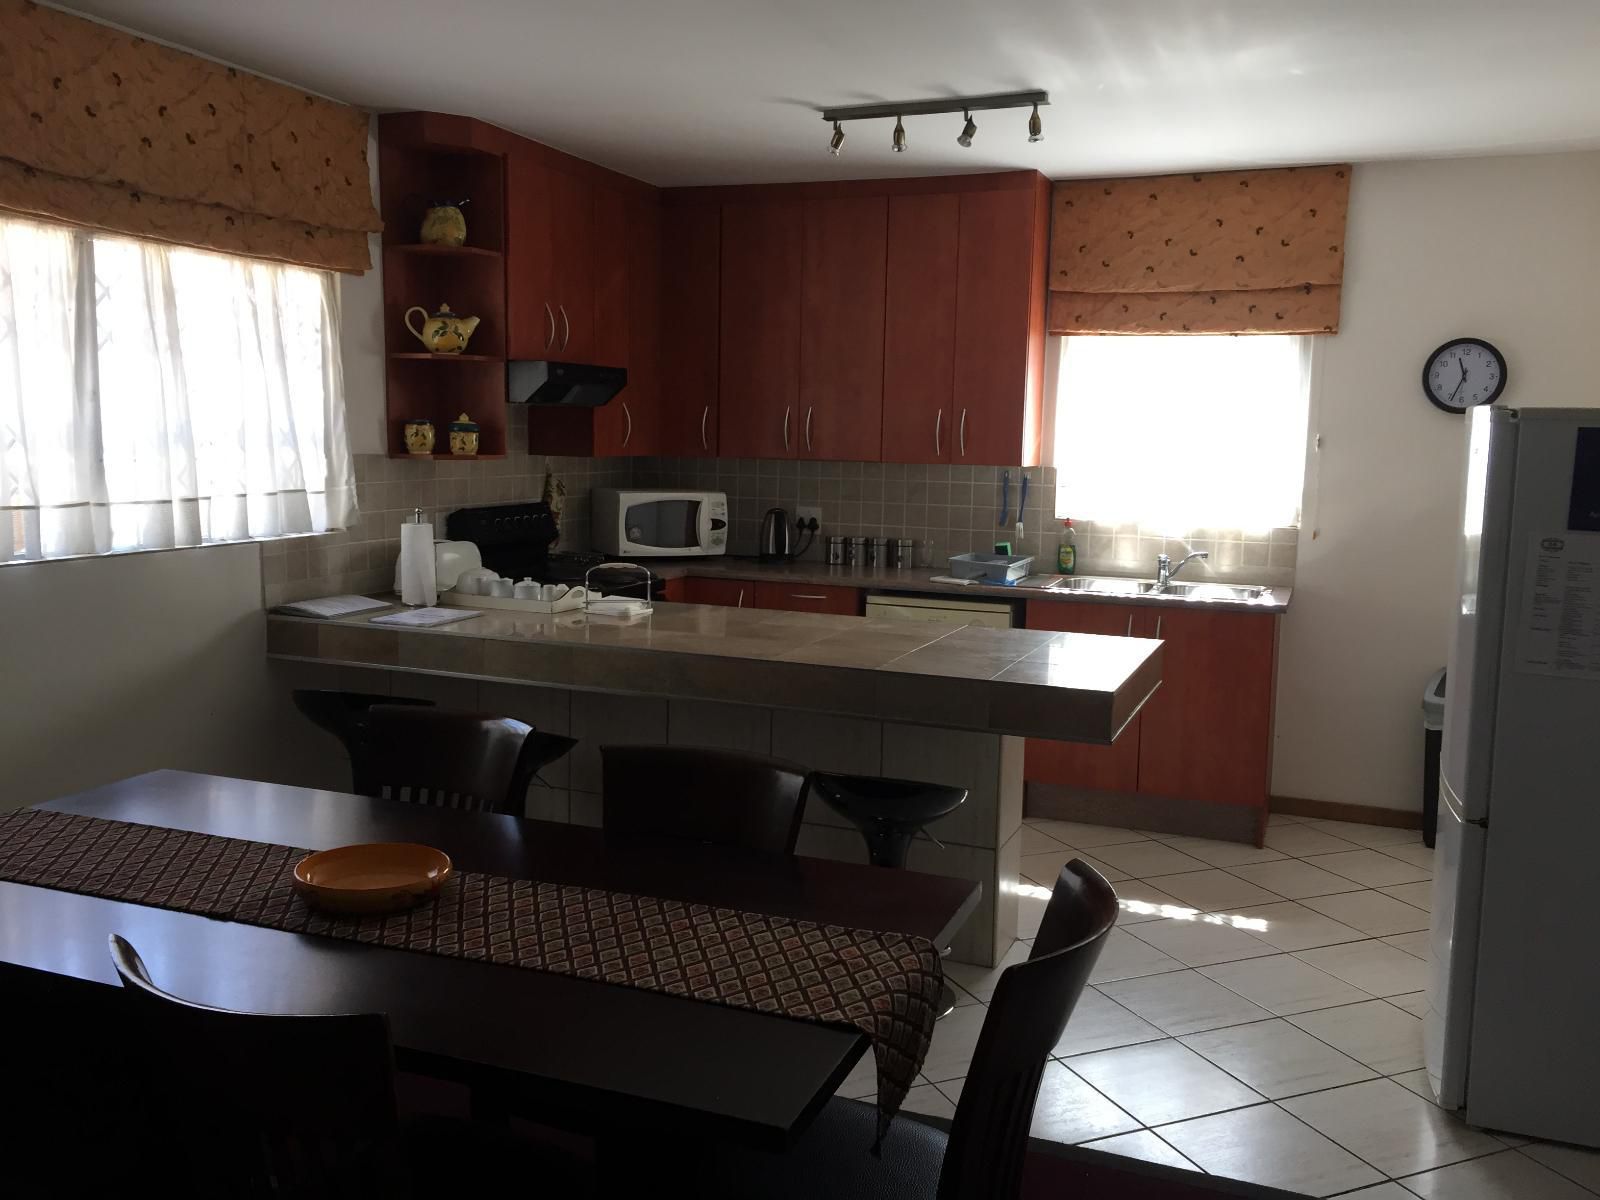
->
[0, 0, 381, 272]
[1048, 164, 1351, 335]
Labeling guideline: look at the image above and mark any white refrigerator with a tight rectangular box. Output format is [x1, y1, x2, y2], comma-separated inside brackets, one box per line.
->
[1427, 405, 1600, 1146]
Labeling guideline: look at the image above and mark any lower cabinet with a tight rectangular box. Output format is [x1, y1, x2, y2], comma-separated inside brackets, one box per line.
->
[681, 577, 752, 608]
[752, 581, 862, 615]
[1024, 599, 1278, 813]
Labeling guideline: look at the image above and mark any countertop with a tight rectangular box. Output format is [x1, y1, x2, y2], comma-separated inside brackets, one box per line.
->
[649, 558, 1291, 613]
[266, 598, 1163, 745]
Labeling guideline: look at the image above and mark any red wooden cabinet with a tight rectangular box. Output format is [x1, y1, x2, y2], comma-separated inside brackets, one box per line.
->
[1023, 601, 1143, 794]
[659, 201, 721, 456]
[505, 150, 559, 361]
[547, 168, 595, 362]
[718, 199, 803, 459]
[752, 581, 861, 615]
[682, 577, 754, 608]
[951, 180, 1050, 467]
[882, 193, 959, 464]
[589, 184, 629, 369]
[800, 195, 887, 461]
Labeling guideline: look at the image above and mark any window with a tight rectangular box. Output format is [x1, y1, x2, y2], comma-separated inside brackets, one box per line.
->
[0, 216, 356, 562]
[1052, 335, 1311, 533]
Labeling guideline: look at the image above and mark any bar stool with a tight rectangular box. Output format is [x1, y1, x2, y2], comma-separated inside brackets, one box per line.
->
[805, 771, 969, 1016]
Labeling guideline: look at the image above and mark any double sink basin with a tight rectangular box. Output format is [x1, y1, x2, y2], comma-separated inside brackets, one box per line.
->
[1022, 575, 1269, 602]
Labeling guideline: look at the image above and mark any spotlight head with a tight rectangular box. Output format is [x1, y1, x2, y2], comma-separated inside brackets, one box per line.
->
[828, 121, 845, 156]
[957, 111, 977, 149]
[892, 115, 907, 153]
[1027, 103, 1043, 143]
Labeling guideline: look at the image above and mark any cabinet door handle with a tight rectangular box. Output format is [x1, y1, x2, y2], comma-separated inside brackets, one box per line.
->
[737, 588, 745, 608]
[544, 303, 556, 351]
[934, 409, 943, 457]
[791, 593, 828, 600]
[700, 405, 710, 450]
[558, 304, 571, 350]
[959, 408, 968, 457]
[621, 401, 632, 448]
[782, 406, 791, 451]
[1125, 614, 1134, 636]
[804, 406, 813, 452]
[1154, 615, 1163, 638]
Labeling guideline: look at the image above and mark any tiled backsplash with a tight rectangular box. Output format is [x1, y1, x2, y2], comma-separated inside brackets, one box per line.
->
[264, 420, 1296, 608]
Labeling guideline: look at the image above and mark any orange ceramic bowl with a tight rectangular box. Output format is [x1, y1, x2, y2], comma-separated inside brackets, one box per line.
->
[293, 843, 453, 916]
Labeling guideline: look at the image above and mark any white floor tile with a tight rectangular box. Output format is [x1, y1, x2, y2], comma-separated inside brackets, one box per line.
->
[1302, 818, 1425, 848]
[1087, 928, 1186, 984]
[1088, 839, 1214, 878]
[1280, 1078, 1505, 1177]
[1267, 811, 1304, 824]
[1379, 881, 1436, 911]
[1392, 1068, 1440, 1103]
[1020, 848, 1078, 887]
[1225, 858, 1366, 900]
[900, 1083, 957, 1120]
[1051, 987, 1167, 1057]
[918, 1001, 989, 1082]
[1022, 824, 1073, 854]
[1387, 991, 1430, 1018]
[1335, 1185, 1421, 1199]
[1295, 941, 1429, 997]
[1200, 953, 1372, 1015]
[1403, 1148, 1595, 1199]
[1264, 824, 1364, 856]
[1287, 1000, 1426, 1075]
[1157, 1102, 1384, 1197]
[1066, 1039, 1263, 1126]
[1079, 1130, 1197, 1171]
[1142, 868, 1283, 912]
[837, 1051, 880, 1099]
[1017, 890, 1049, 938]
[1029, 1060, 1143, 1144]
[1521, 1141, 1600, 1193]
[1124, 915, 1278, 968]
[1072, 853, 1136, 883]
[1379, 841, 1437, 870]
[1382, 930, 1432, 960]
[1229, 902, 1368, 952]
[1096, 969, 1274, 1036]
[1149, 834, 1289, 868]
[944, 938, 1029, 1001]
[1111, 879, 1194, 925]
[1028, 819, 1150, 848]
[1301, 849, 1432, 888]
[1179, 1018, 1377, 1099]
[1300, 890, 1432, 936]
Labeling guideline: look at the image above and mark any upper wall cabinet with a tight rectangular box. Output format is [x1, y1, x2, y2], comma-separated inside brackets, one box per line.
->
[659, 200, 721, 456]
[506, 153, 596, 361]
[882, 192, 959, 464]
[718, 199, 804, 460]
[800, 195, 887, 461]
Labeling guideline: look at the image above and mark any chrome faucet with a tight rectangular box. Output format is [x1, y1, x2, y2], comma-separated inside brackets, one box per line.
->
[1155, 551, 1209, 592]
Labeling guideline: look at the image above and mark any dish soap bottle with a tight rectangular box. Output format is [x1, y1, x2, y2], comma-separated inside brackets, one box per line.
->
[1057, 519, 1077, 576]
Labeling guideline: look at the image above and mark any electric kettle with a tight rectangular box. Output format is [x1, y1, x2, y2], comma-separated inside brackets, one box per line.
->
[759, 507, 793, 561]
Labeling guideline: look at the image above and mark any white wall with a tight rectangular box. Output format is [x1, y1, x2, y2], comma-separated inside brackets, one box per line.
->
[1273, 151, 1600, 811]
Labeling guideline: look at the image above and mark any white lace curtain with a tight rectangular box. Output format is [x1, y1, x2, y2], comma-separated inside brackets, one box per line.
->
[0, 215, 357, 561]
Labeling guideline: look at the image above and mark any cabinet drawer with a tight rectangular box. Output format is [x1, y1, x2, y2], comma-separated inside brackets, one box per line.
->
[682, 577, 752, 608]
[753, 581, 861, 615]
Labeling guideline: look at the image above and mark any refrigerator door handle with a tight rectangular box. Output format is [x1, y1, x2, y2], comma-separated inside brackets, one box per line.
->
[1441, 776, 1487, 829]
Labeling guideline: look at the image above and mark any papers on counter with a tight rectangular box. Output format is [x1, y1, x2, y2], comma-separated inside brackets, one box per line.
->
[369, 607, 482, 628]
[273, 594, 390, 618]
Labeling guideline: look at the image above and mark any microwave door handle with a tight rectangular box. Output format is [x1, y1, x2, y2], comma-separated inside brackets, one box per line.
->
[698, 501, 713, 551]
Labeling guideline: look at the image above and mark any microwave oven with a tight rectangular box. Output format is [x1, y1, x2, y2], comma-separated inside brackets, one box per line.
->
[590, 489, 728, 557]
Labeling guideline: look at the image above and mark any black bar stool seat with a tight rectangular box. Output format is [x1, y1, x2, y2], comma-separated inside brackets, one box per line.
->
[806, 773, 969, 868]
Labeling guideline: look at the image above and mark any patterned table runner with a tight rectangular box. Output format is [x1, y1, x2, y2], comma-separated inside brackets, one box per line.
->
[0, 808, 942, 1134]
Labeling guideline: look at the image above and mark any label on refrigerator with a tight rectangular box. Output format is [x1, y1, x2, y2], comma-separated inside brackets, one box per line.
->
[1516, 532, 1600, 678]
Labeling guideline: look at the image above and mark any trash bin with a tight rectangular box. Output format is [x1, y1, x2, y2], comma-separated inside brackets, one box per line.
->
[1421, 668, 1447, 848]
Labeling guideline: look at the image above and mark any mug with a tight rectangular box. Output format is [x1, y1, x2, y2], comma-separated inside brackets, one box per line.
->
[486, 577, 514, 598]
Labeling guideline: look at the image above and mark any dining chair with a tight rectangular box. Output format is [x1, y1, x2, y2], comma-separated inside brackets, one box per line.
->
[689, 860, 1119, 1200]
[350, 704, 574, 815]
[291, 688, 434, 755]
[599, 744, 808, 855]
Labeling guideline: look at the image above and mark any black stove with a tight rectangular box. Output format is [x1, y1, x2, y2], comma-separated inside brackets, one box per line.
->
[445, 504, 660, 599]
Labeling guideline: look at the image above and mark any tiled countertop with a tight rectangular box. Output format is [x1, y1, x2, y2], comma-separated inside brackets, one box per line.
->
[266, 599, 1162, 744]
[650, 558, 1291, 613]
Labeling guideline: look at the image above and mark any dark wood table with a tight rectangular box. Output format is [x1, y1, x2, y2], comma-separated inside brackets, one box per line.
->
[0, 770, 979, 1149]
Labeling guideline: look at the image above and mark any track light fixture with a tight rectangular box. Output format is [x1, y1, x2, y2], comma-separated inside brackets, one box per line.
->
[821, 90, 1047, 156]
[957, 111, 977, 148]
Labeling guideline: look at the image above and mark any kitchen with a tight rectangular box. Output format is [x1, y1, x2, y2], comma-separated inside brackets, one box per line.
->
[3, 2, 1600, 1198]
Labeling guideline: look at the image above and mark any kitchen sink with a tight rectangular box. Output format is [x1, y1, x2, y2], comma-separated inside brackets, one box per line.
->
[1156, 581, 1267, 601]
[1048, 577, 1151, 596]
[1043, 576, 1268, 602]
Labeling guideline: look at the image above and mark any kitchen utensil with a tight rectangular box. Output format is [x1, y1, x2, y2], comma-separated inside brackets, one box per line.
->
[948, 551, 1035, 584]
[847, 536, 867, 565]
[540, 584, 559, 601]
[403, 303, 480, 355]
[448, 412, 480, 456]
[890, 538, 915, 568]
[513, 578, 541, 599]
[824, 535, 847, 565]
[398, 509, 437, 606]
[759, 507, 793, 561]
[999, 470, 1011, 527]
[453, 566, 497, 595]
[419, 199, 468, 246]
[868, 536, 888, 566]
[403, 419, 435, 456]
[486, 577, 513, 598]
[293, 843, 452, 915]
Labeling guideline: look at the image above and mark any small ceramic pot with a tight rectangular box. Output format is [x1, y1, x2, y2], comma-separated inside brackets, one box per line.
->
[419, 203, 467, 247]
[403, 419, 435, 456]
[448, 411, 480, 457]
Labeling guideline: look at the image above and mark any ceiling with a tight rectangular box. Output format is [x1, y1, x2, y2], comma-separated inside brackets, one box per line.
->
[61, 1, 1600, 186]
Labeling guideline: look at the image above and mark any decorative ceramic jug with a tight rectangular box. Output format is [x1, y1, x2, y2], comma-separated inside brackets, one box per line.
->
[419, 200, 468, 247]
[403, 419, 435, 456]
[448, 412, 480, 457]
[403, 303, 480, 354]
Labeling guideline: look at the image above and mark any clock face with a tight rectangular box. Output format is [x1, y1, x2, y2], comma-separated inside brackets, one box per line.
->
[1423, 338, 1507, 414]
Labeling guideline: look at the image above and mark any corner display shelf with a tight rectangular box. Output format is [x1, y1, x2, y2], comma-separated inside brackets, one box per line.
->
[378, 112, 510, 460]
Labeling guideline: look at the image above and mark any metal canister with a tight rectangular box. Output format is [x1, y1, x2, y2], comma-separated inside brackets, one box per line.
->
[889, 537, 915, 569]
[824, 535, 847, 565]
[867, 536, 888, 566]
[846, 536, 867, 565]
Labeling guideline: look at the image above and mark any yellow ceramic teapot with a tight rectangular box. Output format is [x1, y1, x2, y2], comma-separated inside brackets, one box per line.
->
[404, 303, 481, 354]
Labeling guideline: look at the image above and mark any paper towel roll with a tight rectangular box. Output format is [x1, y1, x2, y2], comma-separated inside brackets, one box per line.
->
[399, 522, 437, 606]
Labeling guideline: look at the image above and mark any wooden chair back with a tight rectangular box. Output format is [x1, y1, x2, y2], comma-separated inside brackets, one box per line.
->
[349, 704, 546, 815]
[599, 744, 808, 856]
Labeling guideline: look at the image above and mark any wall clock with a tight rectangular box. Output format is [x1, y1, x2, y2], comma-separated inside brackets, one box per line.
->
[1422, 338, 1507, 414]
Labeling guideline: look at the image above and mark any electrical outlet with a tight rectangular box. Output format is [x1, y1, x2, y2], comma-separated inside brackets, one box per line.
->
[796, 505, 822, 530]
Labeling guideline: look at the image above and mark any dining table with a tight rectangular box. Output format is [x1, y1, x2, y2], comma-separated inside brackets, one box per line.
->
[0, 770, 980, 1150]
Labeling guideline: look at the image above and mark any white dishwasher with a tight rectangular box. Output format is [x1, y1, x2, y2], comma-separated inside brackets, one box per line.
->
[864, 593, 1018, 628]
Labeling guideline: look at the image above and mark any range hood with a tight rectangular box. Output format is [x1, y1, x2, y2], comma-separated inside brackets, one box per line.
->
[508, 360, 627, 407]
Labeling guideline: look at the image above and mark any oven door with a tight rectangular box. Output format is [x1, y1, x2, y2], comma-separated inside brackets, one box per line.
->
[603, 493, 727, 557]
